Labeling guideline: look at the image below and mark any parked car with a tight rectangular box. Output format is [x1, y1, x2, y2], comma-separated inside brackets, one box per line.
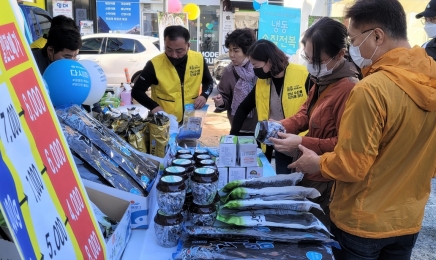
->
[19, 4, 52, 43]
[212, 53, 231, 85]
[78, 33, 161, 90]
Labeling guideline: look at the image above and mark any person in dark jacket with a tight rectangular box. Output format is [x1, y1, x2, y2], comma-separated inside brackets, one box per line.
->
[416, 0, 436, 60]
[32, 26, 102, 113]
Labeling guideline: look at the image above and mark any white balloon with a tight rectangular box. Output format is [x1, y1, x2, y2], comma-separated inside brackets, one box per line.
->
[254, 0, 268, 3]
[78, 60, 107, 105]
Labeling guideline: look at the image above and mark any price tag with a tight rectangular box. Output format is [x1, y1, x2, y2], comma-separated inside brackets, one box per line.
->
[0, 2, 106, 259]
[0, 83, 78, 259]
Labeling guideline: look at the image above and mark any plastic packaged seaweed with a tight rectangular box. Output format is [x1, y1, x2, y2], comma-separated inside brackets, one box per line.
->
[172, 239, 335, 260]
[219, 173, 304, 198]
[216, 209, 329, 234]
[61, 123, 145, 196]
[224, 186, 321, 203]
[183, 225, 336, 245]
[56, 105, 158, 192]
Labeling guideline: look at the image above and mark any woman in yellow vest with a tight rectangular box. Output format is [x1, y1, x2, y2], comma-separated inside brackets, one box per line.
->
[230, 39, 309, 174]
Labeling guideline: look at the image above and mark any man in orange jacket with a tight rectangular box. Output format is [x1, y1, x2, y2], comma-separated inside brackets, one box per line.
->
[290, 0, 436, 259]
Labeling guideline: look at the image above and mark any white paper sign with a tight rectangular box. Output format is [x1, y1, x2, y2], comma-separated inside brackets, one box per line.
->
[53, 1, 73, 18]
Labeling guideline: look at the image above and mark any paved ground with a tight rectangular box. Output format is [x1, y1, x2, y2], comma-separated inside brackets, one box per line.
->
[201, 86, 436, 259]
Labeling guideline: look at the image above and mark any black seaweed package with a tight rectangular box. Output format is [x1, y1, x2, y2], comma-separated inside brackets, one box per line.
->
[56, 105, 158, 191]
[183, 225, 337, 245]
[172, 239, 335, 260]
[61, 123, 146, 196]
[72, 151, 112, 186]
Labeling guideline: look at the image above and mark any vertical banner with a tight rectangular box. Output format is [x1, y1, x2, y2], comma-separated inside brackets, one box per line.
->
[221, 11, 234, 54]
[157, 12, 189, 53]
[258, 5, 301, 56]
[0, 1, 106, 260]
[96, 0, 140, 33]
[53, 1, 74, 18]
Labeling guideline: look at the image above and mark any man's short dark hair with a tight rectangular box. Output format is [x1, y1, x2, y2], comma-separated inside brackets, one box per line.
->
[51, 15, 78, 31]
[225, 28, 256, 55]
[345, 0, 407, 40]
[44, 27, 82, 55]
[164, 25, 190, 42]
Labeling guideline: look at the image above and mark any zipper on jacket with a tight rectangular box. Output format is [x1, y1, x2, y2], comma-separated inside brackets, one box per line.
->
[181, 83, 185, 116]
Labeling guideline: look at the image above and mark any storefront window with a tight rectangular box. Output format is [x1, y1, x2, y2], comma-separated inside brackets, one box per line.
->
[141, 12, 158, 37]
[199, 6, 220, 65]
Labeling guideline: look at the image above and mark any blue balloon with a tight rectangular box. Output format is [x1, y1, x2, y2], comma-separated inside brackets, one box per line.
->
[43, 59, 91, 107]
[253, 1, 268, 11]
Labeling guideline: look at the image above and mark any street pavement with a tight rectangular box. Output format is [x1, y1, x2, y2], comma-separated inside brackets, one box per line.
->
[201, 86, 436, 259]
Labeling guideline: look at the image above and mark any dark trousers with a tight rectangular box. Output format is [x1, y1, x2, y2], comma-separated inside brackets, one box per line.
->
[331, 222, 419, 260]
[274, 149, 294, 174]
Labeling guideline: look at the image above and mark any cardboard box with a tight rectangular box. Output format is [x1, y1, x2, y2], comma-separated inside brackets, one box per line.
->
[228, 167, 246, 182]
[218, 135, 237, 167]
[85, 187, 131, 260]
[246, 157, 264, 179]
[83, 179, 155, 230]
[216, 159, 229, 189]
[237, 136, 258, 167]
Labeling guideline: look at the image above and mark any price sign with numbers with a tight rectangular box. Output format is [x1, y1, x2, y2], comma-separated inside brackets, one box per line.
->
[0, 1, 106, 259]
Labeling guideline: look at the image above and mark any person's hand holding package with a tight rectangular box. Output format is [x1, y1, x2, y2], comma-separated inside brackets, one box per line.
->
[194, 96, 207, 109]
[269, 132, 302, 157]
[288, 144, 320, 174]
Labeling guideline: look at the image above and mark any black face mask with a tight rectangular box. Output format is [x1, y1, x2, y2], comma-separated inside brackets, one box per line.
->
[253, 67, 271, 79]
[167, 54, 188, 66]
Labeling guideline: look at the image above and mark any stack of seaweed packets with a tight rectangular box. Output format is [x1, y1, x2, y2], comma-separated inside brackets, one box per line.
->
[174, 173, 339, 260]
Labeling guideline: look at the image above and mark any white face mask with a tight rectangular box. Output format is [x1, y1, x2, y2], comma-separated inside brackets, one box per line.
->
[306, 57, 339, 78]
[424, 22, 436, 38]
[349, 30, 378, 69]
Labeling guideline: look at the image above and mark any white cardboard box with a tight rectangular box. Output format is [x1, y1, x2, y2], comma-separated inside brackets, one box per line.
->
[83, 178, 156, 229]
[85, 187, 131, 260]
[228, 167, 246, 182]
[245, 157, 264, 179]
[237, 136, 258, 167]
[216, 159, 229, 189]
[218, 135, 237, 167]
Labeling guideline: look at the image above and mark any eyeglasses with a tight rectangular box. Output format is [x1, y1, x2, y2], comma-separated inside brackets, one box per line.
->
[421, 17, 436, 25]
[300, 52, 332, 64]
[347, 28, 375, 45]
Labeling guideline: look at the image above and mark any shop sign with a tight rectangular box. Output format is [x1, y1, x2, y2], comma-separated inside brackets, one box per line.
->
[53, 1, 73, 18]
[96, 0, 140, 33]
[258, 4, 301, 56]
[0, 1, 106, 259]
[201, 51, 220, 65]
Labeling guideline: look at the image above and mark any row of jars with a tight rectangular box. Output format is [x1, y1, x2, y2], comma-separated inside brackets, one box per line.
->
[154, 149, 220, 248]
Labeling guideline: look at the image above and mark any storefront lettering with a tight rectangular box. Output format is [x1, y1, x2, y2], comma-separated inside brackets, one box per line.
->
[201, 52, 219, 65]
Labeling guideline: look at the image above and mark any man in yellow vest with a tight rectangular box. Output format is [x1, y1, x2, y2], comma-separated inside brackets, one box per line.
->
[132, 25, 214, 122]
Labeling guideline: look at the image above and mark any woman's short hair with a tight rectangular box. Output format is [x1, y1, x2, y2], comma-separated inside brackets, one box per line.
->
[247, 39, 289, 76]
[224, 28, 256, 55]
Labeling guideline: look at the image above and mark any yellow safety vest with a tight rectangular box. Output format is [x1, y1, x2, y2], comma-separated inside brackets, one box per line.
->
[255, 63, 308, 151]
[151, 50, 204, 122]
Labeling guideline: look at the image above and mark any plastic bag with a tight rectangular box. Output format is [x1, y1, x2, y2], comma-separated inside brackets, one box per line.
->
[224, 186, 320, 203]
[172, 239, 335, 260]
[61, 123, 146, 196]
[219, 173, 304, 198]
[216, 209, 329, 234]
[184, 225, 336, 245]
[56, 105, 158, 192]
[178, 104, 209, 140]
[220, 198, 323, 213]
